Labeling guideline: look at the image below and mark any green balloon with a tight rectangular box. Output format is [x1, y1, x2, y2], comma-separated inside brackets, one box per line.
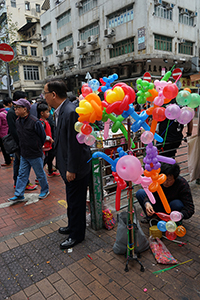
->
[137, 95, 146, 104]
[136, 78, 142, 85]
[176, 90, 191, 106]
[187, 93, 200, 108]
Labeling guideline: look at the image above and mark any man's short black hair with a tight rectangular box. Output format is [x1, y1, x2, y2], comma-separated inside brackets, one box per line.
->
[46, 80, 67, 99]
[37, 103, 49, 117]
[0, 102, 4, 109]
[3, 96, 12, 106]
[13, 91, 27, 101]
[160, 162, 180, 179]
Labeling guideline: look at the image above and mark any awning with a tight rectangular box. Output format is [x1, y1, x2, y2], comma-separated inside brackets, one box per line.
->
[190, 72, 200, 82]
[18, 22, 37, 32]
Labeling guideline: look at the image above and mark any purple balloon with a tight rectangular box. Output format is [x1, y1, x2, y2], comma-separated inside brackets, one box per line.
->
[177, 107, 194, 124]
[76, 132, 85, 144]
[165, 104, 181, 120]
[141, 131, 154, 144]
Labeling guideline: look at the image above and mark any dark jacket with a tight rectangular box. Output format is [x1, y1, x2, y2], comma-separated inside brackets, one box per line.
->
[16, 114, 46, 159]
[6, 106, 19, 144]
[54, 99, 91, 182]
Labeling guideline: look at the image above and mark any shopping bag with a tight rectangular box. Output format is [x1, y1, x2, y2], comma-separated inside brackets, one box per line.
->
[149, 236, 177, 264]
[2, 134, 19, 154]
[187, 134, 200, 181]
[102, 209, 116, 230]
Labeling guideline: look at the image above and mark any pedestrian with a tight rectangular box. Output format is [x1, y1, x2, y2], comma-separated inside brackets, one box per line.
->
[3, 96, 12, 111]
[37, 102, 60, 177]
[136, 162, 195, 223]
[8, 98, 50, 202]
[44, 79, 91, 249]
[6, 91, 37, 190]
[0, 102, 12, 166]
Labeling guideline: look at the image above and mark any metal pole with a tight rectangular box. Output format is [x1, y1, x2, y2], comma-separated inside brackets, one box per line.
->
[6, 62, 12, 98]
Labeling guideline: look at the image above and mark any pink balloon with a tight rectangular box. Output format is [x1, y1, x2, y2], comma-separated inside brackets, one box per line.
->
[141, 131, 154, 144]
[177, 107, 194, 124]
[76, 132, 85, 144]
[116, 155, 142, 182]
[84, 134, 96, 146]
[165, 104, 181, 120]
[170, 211, 182, 222]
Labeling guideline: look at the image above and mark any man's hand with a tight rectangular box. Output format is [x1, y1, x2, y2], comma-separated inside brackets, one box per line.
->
[66, 171, 76, 182]
[146, 202, 155, 216]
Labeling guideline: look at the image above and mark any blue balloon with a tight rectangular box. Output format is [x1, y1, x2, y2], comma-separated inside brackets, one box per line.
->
[88, 79, 100, 92]
[157, 221, 167, 232]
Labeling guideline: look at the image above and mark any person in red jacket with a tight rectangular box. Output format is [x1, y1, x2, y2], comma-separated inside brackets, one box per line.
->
[37, 103, 60, 177]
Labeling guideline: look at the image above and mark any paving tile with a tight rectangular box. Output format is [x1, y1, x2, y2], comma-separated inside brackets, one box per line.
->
[47, 273, 62, 284]
[36, 278, 57, 298]
[40, 225, 54, 235]
[14, 234, 29, 245]
[32, 228, 46, 238]
[53, 279, 74, 299]
[90, 268, 111, 286]
[104, 281, 129, 300]
[0, 242, 9, 254]
[70, 280, 93, 299]
[58, 267, 77, 284]
[47, 293, 64, 300]
[73, 267, 94, 285]
[5, 238, 19, 249]
[10, 290, 27, 300]
[87, 280, 111, 299]
[78, 257, 97, 273]
[29, 291, 46, 300]
[24, 284, 39, 297]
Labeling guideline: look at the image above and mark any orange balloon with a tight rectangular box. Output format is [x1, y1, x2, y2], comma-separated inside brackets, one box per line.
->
[175, 225, 186, 237]
[146, 89, 158, 102]
[184, 88, 191, 93]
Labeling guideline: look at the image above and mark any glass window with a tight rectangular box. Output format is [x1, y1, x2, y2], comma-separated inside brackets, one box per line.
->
[109, 38, 134, 58]
[13, 66, 19, 82]
[179, 9, 194, 26]
[108, 6, 133, 28]
[79, 0, 98, 16]
[82, 49, 101, 68]
[154, 34, 172, 52]
[44, 44, 53, 56]
[58, 35, 73, 50]
[80, 23, 99, 40]
[179, 41, 193, 55]
[25, 2, 30, 10]
[57, 10, 71, 28]
[21, 46, 28, 55]
[36, 4, 40, 12]
[42, 23, 51, 36]
[31, 47, 37, 56]
[155, 5, 173, 21]
[23, 65, 39, 80]
[11, 0, 16, 7]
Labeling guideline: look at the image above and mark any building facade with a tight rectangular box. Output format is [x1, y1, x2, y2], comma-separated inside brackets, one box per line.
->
[39, 0, 200, 94]
[0, 0, 45, 99]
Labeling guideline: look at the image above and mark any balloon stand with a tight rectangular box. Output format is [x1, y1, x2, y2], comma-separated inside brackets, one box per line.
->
[125, 118, 145, 272]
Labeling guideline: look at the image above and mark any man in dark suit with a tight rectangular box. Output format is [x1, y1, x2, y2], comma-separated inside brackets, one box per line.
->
[44, 80, 91, 249]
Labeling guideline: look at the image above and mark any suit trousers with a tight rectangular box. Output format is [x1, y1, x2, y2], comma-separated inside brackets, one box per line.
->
[65, 172, 90, 242]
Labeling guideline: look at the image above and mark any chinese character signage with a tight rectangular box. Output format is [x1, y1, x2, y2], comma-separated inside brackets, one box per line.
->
[138, 27, 145, 50]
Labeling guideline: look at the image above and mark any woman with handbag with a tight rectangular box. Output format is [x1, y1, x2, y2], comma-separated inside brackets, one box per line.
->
[0, 102, 11, 166]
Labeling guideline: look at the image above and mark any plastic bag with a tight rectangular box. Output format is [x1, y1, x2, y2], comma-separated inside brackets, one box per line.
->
[113, 211, 149, 254]
[102, 208, 116, 230]
[149, 236, 177, 264]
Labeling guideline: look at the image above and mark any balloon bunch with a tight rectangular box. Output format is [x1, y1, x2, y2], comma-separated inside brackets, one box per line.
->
[176, 89, 200, 109]
[74, 121, 96, 146]
[156, 211, 186, 240]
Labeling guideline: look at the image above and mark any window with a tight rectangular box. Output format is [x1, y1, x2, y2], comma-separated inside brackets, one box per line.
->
[82, 49, 100, 68]
[21, 46, 28, 55]
[58, 35, 73, 50]
[10, 0, 16, 7]
[79, 0, 97, 16]
[42, 23, 51, 36]
[179, 41, 193, 55]
[13, 66, 19, 82]
[25, 1, 30, 10]
[44, 44, 53, 56]
[27, 18, 32, 23]
[154, 34, 172, 52]
[31, 47, 37, 56]
[154, 5, 172, 20]
[57, 10, 71, 28]
[179, 9, 194, 26]
[23, 65, 39, 80]
[36, 4, 40, 12]
[80, 23, 99, 40]
[110, 38, 134, 58]
[108, 6, 134, 28]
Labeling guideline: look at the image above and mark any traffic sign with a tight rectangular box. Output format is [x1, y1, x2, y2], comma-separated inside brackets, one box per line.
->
[0, 43, 14, 62]
[143, 72, 151, 82]
[172, 68, 182, 80]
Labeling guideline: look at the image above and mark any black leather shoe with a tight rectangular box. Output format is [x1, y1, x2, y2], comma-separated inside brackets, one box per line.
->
[60, 237, 79, 249]
[58, 226, 70, 235]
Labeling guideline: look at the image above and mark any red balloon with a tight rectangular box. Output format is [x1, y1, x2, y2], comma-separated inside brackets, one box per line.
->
[152, 107, 166, 122]
[155, 212, 171, 222]
[81, 85, 93, 97]
[163, 84, 179, 100]
[165, 231, 177, 240]
[81, 123, 92, 135]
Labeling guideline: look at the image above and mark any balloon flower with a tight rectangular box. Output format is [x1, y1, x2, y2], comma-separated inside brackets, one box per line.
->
[76, 93, 103, 123]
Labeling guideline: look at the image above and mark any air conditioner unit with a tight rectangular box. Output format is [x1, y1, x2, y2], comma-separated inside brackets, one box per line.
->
[64, 46, 72, 54]
[79, 54, 85, 59]
[77, 40, 86, 49]
[180, 8, 188, 14]
[42, 56, 48, 62]
[55, 65, 60, 70]
[107, 44, 113, 49]
[170, 3, 174, 8]
[75, 1, 82, 8]
[88, 51, 94, 57]
[56, 50, 63, 57]
[40, 35, 46, 43]
[154, 0, 162, 6]
[104, 28, 115, 38]
[179, 39, 186, 43]
[88, 35, 97, 45]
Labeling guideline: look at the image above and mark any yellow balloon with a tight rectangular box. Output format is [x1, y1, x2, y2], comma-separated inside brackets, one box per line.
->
[79, 100, 87, 107]
[76, 107, 88, 114]
[84, 102, 93, 113]
[74, 121, 83, 132]
[106, 91, 116, 104]
[113, 86, 125, 101]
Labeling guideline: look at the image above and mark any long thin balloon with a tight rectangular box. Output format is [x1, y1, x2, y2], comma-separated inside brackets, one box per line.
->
[152, 259, 193, 275]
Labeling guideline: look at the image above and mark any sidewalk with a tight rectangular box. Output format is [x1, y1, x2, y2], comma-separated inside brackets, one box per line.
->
[0, 152, 200, 300]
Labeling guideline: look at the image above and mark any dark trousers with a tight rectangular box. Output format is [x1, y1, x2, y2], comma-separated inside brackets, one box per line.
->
[65, 172, 90, 242]
[43, 146, 56, 174]
[0, 137, 11, 165]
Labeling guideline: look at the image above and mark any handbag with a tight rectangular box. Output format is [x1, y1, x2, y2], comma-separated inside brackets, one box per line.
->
[187, 134, 200, 181]
[2, 133, 19, 154]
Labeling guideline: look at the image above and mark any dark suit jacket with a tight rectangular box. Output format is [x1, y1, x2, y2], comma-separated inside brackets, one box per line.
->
[54, 99, 91, 182]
